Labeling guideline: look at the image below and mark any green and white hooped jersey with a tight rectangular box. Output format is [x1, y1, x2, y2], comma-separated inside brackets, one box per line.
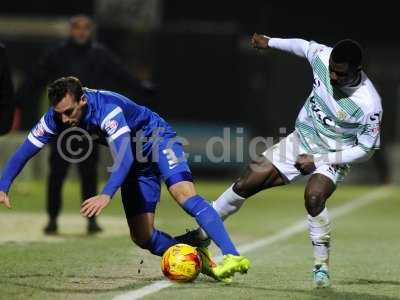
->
[294, 42, 382, 155]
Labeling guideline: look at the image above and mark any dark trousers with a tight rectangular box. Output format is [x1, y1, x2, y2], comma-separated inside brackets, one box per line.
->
[47, 141, 99, 220]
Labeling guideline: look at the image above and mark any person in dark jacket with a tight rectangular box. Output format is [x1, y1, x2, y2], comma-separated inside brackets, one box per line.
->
[16, 14, 154, 235]
[0, 43, 15, 135]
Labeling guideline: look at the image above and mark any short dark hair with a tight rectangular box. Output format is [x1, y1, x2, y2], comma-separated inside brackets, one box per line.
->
[48, 76, 83, 106]
[69, 14, 94, 26]
[331, 39, 363, 70]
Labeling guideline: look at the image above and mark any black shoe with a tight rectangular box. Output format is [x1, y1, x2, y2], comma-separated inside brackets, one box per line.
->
[87, 219, 103, 235]
[174, 229, 211, 248]
[44, 219, 58, 235]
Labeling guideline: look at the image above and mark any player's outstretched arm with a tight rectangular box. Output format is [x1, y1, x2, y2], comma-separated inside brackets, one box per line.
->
[81, 131, 134, 218]
[295, 113, 381, 173]
[251, 33, 312, 59]
[295, 146, 375, 175]
[313, 111, 382, 167]
[311, 146, 374, 172]
[0, 111, 59, 207]
[81, 105, 134, 218]
[0, 139, 42, 207]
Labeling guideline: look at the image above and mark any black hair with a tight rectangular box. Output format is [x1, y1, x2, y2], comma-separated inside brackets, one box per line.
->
[48, 76, 83, 106]
[331, 39, 363, 70]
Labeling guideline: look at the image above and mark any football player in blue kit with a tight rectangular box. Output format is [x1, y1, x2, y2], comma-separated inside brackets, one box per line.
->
[0, 76, 250, 281]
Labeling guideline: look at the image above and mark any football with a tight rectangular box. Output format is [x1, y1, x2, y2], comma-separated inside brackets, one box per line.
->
[161, 244, 202, 282]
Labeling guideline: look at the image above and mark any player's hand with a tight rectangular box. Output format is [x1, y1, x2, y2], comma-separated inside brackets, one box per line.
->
[251, 33, 270, 49]
[295, 154, 316, 175]
[80, 194, 111, 217]
[0, 191, 11, 209]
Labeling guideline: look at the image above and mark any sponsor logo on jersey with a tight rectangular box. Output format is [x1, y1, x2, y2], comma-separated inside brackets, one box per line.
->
[369, 112, 380, 122]
[104, 119, 119, 135]
[310, 97, 334, 126]
[313, 78, 321, 88]
[32, 123, 46, 137]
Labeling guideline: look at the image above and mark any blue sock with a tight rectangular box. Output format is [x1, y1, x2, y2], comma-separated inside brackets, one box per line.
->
[183, 195, 239, 256]
[145, 229, 178, 256]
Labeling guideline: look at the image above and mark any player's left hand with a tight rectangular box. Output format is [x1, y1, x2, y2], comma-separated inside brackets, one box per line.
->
[80, 194, 111, 217]
[295, 154, 316, 175]
[0, 191, 11, 209]
[251, 33, 270, 49]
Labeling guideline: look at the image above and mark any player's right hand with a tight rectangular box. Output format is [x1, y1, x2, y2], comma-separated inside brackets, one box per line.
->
[0, 191, 11, 209]
[251, 33, 270, 49]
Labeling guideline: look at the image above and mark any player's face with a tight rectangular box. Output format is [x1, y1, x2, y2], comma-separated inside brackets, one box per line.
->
[329, 58, 359, 88]
[69, 17, 93, 45]
[54, 93, 87, 127]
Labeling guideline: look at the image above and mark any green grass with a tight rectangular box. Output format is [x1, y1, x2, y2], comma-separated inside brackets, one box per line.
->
[0, 181, 399, 300]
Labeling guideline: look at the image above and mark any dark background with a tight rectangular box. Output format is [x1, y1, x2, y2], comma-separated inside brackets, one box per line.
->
[1, 0, 399, 158]
[2, 0, 398, 138]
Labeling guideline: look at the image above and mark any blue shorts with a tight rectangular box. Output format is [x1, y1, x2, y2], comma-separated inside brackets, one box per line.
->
[121, 134, 193, 219]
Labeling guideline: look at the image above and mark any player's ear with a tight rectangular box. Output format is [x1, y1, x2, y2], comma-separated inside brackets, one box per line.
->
[352, 65, 362, 78]
[80, 95, 87, 105]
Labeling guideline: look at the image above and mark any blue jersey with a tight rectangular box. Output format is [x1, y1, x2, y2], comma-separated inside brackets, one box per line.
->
[28, 88, 173, 149]
[0, 89, 191, 198]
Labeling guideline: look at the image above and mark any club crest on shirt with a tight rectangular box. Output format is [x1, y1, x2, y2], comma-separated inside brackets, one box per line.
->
[104, 119, 118, 135]
[32, 123, 46, 137]
[337, 110, 347, 121]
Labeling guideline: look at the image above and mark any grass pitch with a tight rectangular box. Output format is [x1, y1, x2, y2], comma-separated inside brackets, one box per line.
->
[0, 180, 399, 300]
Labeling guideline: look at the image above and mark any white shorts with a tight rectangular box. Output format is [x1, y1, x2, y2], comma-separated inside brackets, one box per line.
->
[262, 131, 349, 185]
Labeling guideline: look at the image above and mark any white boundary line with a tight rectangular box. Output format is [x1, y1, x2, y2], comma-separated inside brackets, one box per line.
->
[112, 187, 392, 300]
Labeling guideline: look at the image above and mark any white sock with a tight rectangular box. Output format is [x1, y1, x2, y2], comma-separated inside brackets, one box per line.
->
[308, 207, 331, 266]
[198, 184, 246, 240]
[213, 184, 246, 220]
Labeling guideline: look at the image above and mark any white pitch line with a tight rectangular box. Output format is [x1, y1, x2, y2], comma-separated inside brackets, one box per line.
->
[112, 186, 393, 300]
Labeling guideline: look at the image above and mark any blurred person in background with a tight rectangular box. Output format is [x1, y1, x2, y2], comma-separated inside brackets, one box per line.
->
[0, 43, 15, 135]
[16, 14, 155, 235]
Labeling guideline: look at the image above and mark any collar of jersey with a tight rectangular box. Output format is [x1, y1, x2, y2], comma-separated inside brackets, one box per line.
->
[82, 89, 94, 124]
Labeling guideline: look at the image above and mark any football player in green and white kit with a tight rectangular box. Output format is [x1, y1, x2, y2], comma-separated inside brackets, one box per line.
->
[176, 34, 382, 287]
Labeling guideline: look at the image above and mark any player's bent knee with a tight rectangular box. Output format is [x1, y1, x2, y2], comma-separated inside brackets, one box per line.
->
[233, 163, 264, 198]
[130, 230, 152, 249]
[132, 237, 149, 249]
[305, 192, 326, 217]
[127, 215, 154, 249]
[233, 159, 280, 198]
